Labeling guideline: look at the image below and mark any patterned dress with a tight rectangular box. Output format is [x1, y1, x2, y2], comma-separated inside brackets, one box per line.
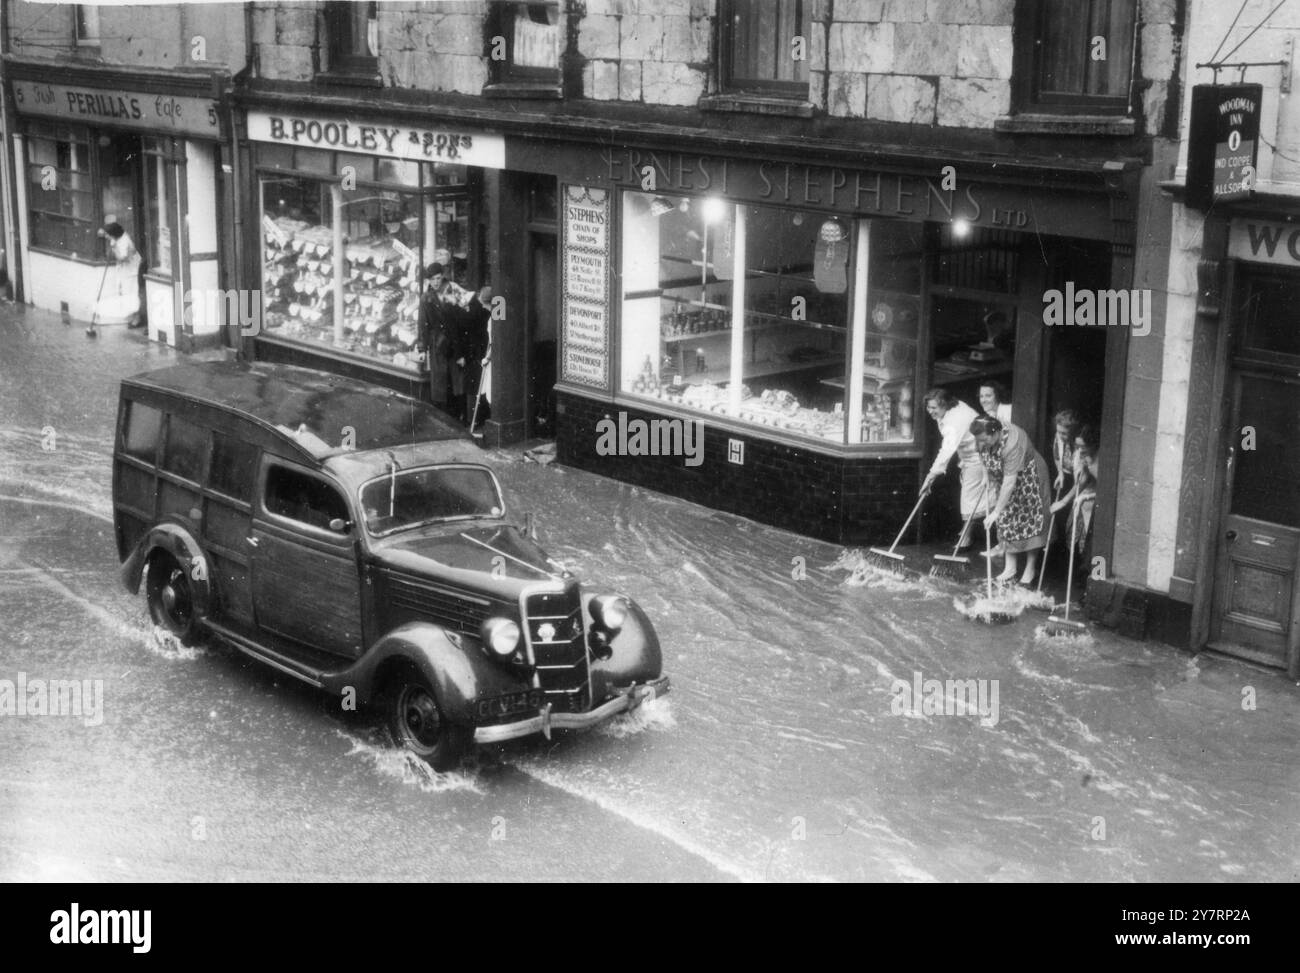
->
[979, 423, 1051, 553]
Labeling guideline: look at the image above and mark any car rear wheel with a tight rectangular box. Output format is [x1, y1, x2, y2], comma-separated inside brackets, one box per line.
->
[384, 667, 471, 772]
[145, 550, 200, 645]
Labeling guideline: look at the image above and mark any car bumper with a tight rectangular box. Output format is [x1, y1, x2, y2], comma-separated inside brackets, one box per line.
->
[473, 676, 670, 744]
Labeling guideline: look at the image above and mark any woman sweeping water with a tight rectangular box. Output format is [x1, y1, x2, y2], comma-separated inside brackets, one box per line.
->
[970, 414, 1051, 585]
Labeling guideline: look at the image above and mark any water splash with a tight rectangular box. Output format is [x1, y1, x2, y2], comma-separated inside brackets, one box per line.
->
[594, 696, 676, 739]
[334, 728, 484, 795]
[953, 594, 1026, 623]
[1032, 624, 1096, 648]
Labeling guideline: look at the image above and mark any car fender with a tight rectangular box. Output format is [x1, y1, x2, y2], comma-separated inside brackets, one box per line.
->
[121, 522, 213, 618]
[585, 595, 663, 700]
[323, 621, 530, 724]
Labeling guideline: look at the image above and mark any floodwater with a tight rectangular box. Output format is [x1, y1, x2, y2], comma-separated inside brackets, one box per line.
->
[2, 305, 1298, 882]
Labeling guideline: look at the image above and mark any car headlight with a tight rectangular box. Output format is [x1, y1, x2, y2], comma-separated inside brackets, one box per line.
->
[482, 617, 521, 657]
[590, 595, 628, 632]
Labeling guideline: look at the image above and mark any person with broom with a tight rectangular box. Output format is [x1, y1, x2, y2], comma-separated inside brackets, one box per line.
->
[921, 389, 986, 548]
[971, 414, 1051, 585]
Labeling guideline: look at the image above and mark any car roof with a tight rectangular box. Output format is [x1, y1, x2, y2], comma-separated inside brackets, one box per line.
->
[122, 360, 468, 463]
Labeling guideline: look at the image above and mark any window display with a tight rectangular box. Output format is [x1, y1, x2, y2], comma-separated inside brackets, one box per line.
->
[619, 190, 922, 446]
[258, 149, 474, 372]
[26, 124, 95, 255]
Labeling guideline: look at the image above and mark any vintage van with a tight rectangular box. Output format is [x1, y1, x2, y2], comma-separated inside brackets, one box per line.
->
[113, 360, 668, 769]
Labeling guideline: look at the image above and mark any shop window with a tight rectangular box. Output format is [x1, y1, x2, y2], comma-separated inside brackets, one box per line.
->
[142, 138, 172, 276]
[720, 0, 810, 98]
[97, 132, 142, 245]
[122, 402, 162, 465]
[161, 414, 208, 484]
[618, 191, 921, 446]
[74, 5, 100, 47]
[486, 2, 562, 91]
[209, 433, 258, 503]
[258, 150, 476, 372]
[324, 1, 378, 76]
[1013, 0, 1135, 114]
[26, 126, 96, 256]
[265, 466, 349, 531]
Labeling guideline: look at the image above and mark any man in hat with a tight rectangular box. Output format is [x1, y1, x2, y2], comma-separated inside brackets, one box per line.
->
[418, 262, 452, 409]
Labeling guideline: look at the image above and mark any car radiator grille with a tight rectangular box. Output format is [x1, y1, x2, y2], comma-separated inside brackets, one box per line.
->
[524, 590, 590, 714]
[387, 575, 492, 633]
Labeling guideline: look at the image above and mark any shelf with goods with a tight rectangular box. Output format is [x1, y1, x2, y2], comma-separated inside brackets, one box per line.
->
[260, 215, 424, 369]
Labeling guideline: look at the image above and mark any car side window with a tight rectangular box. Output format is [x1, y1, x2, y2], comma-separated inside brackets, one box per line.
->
[161, 414, 208, 483]
[209, 432, 258, 502]
[264, 465, 349, 532]
[122, 401, 162, 464]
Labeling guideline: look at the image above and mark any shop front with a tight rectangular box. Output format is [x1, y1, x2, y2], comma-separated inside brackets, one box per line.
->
[1178, 213, 1300, 677]
[518, 139, 1133, 544]
[5, 63, 229, 348]
[240, 107, 503, 399]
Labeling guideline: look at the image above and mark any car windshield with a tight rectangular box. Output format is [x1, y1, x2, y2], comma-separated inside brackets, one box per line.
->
[360, 465, 503, 535]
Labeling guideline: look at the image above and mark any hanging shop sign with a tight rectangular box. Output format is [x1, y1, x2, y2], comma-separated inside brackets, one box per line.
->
[10, 80, 219, 138]
[1186, 83, 1262, 210]
[247, 111, 505, 169]
[561, 185, 611, 391]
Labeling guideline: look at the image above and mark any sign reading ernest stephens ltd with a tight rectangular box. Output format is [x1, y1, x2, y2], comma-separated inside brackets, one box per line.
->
[561, 186, 611, 391]
[12, 80, 219, 137]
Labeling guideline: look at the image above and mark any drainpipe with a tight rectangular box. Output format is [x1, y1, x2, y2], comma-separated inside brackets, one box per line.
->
[224, 2, 254, 356]
[0, 0, 23, 302]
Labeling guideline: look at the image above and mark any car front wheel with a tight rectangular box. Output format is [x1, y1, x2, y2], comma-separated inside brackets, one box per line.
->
[384, 666, 471, 772]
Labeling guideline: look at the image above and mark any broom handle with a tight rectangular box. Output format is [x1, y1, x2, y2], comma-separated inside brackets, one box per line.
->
[1036, 484, 1064, 595]
[950, 483, 988, 557]
[985, 521, 995, 601]
[1063, 498, 1080, 621]
[885, 492, 927, 555]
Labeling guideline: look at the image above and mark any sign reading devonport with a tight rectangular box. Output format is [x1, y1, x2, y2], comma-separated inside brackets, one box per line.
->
[247, 111, 505, 168]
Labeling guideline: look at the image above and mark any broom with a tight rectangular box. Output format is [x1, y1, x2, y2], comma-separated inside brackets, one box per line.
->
[85, 261, 110, 338]
[930, 483, 987, 579]
[1046, 497, 1088, 636]
[865, 491, 927, 575]
[956, 521, 1019, 624]
[1028, 485, 1064, 611]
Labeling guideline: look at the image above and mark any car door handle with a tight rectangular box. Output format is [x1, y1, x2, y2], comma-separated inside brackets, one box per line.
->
[1225, 530, 1237, 542]
[246, 536, 259, 547]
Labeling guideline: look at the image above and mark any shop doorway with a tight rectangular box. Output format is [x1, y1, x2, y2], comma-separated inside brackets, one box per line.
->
[527, 231, 558, 438]
[1209, 267, 1300, 675]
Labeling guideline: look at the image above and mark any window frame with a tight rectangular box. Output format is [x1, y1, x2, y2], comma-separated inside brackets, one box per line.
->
[1011, 0, 1137, 116]
[74, 5, 101, 48]
[322, 0, 379, 78]
[485, 1, 563, 93]
[719, 0, 810, 100]
[160, 413, 210, 486]
[260, 461, 354, 537]
[25, 124, 98, 257]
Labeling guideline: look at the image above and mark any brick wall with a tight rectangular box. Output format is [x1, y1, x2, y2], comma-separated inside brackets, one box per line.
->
[556, 391, 918, 544]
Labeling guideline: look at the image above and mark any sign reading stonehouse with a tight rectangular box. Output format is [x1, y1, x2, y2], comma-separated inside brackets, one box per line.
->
[561, 186, 611, 390]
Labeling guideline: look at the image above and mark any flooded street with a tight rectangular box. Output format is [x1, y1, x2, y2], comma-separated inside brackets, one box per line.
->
[2, 306, 1298, 882]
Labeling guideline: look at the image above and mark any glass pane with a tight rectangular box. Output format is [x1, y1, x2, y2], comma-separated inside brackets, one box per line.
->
[860, 219, 921, 444]
[1038, 0, 1132, 100]
[421, 162, 468, 187]
[98, 133, 142, 242]
[729, 0, 808, 87]
[259, 143, 294, 170]
[123, 403, 162, 464]
[620, 190, 850, 444]
[265, 466, 349, 530]
[294, 147, 334, 175]
[209, 433, 258, 501]
[260, 174, 335, 345]
[1232, 375, 1300, 528]
[336, 153, 375, 184]
[162, 414, 207, 482]
[1237, 270, 1300, 359]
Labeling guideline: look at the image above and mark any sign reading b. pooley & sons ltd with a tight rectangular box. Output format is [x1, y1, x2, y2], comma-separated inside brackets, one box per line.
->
[247, 111, 505, 169]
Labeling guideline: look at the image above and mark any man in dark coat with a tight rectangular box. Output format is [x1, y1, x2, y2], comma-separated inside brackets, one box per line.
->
[417, 262, 451, 408]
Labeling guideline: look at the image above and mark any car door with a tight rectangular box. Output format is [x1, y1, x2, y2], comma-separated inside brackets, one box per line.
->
[249, 459, 365, 660]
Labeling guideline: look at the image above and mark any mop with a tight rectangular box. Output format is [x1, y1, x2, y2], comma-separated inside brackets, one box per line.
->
[1045, 498, 1089, 636]
[865, 492, 927, 576]
[930, 483, 987, 579]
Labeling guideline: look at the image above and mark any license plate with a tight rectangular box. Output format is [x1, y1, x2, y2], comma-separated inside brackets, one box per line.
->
[476, 689, 543, 720]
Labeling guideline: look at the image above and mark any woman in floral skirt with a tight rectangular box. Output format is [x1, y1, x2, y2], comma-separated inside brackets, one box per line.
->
[970, 414, 1051, 584]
